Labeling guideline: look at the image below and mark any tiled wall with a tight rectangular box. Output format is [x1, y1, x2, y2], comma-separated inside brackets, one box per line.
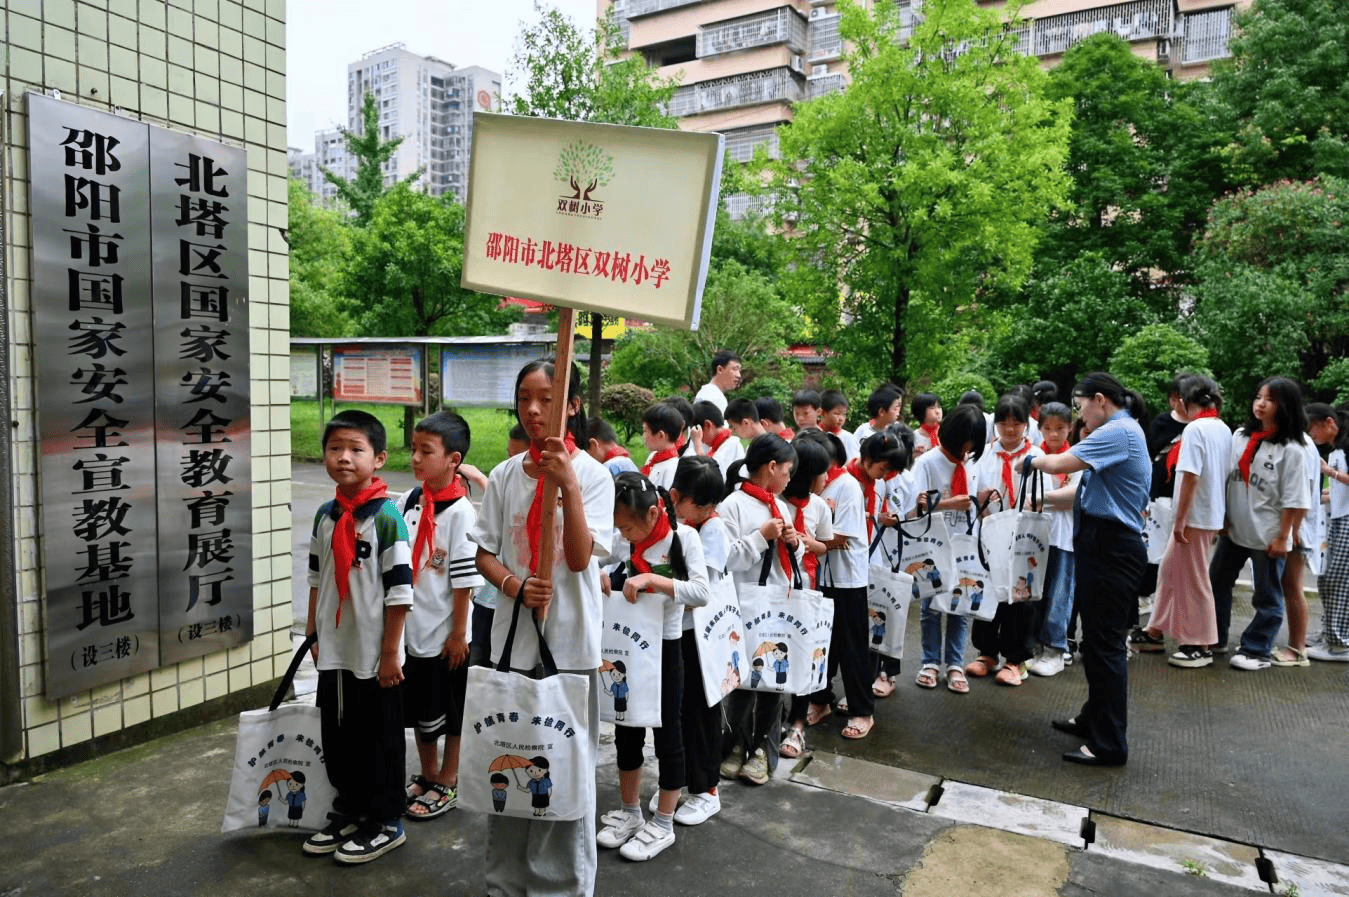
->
[1, 0, 292, 759]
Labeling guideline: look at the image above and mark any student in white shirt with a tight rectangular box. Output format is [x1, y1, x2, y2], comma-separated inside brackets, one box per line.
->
[1310, 407, 1349, 661]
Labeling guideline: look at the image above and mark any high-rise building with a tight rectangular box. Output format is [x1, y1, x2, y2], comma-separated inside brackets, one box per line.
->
[290, 44, 500, 204]
[608, 0, 1248, 216]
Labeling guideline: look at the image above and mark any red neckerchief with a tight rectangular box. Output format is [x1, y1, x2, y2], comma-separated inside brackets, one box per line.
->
[1166, 409, 1221, 481]
[602, 446, 630, 461]
[526, 432, 577, 574]
[940, 446, 969, 496]
[1041, 439, 1069, 454]
[784, 495, 819, 587]
[824, 464, 847, 487]
[641, 445, 679, 477]
[629, 502, 672, 576]
[1237, 428, 1273, 485]
[996, 438, 1033, 505]
[740, 482, 792, 577]
[920, 422, 940, 446]
[683, 510, 717, 530]
[705, 428, 732, 455]
[412, 477, 466, 582]
[332, 478, 389, 625]
[846, 458, 878, 540]
[824, 425, 842, 435]
[675, 432, 687, 450]
[777, 427, 794, 441]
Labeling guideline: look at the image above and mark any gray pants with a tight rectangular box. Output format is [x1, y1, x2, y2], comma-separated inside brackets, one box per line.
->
[484, 670, 599, 897]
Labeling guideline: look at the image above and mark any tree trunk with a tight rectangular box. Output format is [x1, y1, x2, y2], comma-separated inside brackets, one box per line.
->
[891, 281, 909, 389]
[403, 405, 415, 450]
[588, 313, 604, 419]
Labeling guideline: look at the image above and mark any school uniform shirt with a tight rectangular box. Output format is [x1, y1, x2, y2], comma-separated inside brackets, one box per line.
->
[308, 497, 414, 679]
[708, 432, 747, 480]
[1297, 433, 1324, 549]
[819, 474, 869, 589]
[717, 488, 805, 590]
[399, 487, 486, 658]
[799, 493, 835, 584]
[1047, 470, 1081, 553]
[913, 427, 937, 456]
[687, 516, 732, 631]
[853, 421, 877, 444]
[1329, 449, 1349, 520]
[470, 449, 615, 671]
[647, 454, 680, 491]
[909, 446, 980, 531]
[629, 524, 711, 640]
[692, 381, 728, 413]
[1174, 416, 1234, 532]
[826, 429, 861, 462]
[1222, 429, 1311, 551]
[1070, 411, 1151, 533]
[872, 470, 916, 565]
[972, 440, 1045, 510]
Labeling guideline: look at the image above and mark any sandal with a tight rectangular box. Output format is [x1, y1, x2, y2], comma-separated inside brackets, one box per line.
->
[405, 774, 434, 807]
[805, 703, 832, 727]
[842, 716, 874, 740]
[406, 781, 456, 819]
[946, 668, 969, 694]
[872, 673, 896, 698]
[915, 666, 939, 689]
[965, 655, 998, 677]
[780, 726, 805, 759]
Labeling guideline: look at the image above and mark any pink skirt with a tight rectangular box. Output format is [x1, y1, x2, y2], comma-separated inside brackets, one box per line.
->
[1150, 528, 1219, 646]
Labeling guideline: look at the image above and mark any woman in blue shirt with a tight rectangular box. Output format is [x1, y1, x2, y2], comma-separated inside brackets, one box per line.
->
[1027, 373, 1150, 767]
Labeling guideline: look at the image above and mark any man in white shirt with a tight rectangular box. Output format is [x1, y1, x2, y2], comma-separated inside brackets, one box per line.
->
[692, 351, 742, 414]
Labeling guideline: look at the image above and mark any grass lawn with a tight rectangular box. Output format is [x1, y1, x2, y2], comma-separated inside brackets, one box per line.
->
[291, 400, 649, 474]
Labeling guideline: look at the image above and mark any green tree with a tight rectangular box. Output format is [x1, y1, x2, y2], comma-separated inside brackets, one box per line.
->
[339, 183, 516, 337]
[286, 177, 353, 337]
[1109, 324, 1212, 418]
[321, 92, 423, 226]
[1210, 0, 1349, 185]
[769, 0, 1072, 388]
[1037, 34, 1228, 301]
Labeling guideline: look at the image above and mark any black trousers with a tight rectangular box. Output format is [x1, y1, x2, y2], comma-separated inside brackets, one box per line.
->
[971, 601, 1036, 665]
[615, 638, 686, 792]
[803, 586, 875, 718]
[1073, 516, 1146, 764]
[318, 668, 406, 823]
[679, 632, 722, 794]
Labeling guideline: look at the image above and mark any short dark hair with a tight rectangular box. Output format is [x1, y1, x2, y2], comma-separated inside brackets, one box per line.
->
[725, 397, 760, 423]
[1038, 402, 1072, 427]
[692, 400, 725, 429]
[710, 350, 741, 376]
[323, 409, 386, 455]
[1032, 381, 1058, 406]
[884, 422, 916, 468]
[911, 392, 941, 423]
[939, 405, 988, 462]
[643, 402, 686, 443]
[783, 436, 831, 499]
[586, 418, 619, 444]
[859, 431, 909, 473]
[958, 390, 986, 411]
[820, 389, 848, 413]
[792, 388, 822, 409]
[755, 397, 785, 425]
[661, 395, 695, 430]
[993, 394, 1030, 425]
[797, 429, 845, 467]
[867, 385, 902, 418]
[414, 410, 471, 458]
[672, 454, 724, 506]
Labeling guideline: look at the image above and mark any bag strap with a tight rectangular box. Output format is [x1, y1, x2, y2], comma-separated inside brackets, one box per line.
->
[894, 489, 943, 540]
[1017, 464, 1042, 512]
[757, 541, 776, 586]
[496, 592, 560, 678]
[269, 632, 317, 712]
[785, 543, 806, 593]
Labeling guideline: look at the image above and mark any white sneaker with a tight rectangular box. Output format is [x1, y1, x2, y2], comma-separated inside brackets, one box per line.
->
[596, 809, 644, 848]
[1026, 652, 1065, 677]
[1307, 643, 1349, 662]
[1229, 651, 1271, 671]
[647, 790, 681, 814]
[673, 791, 721, 826]
[618, 819, 676, 861]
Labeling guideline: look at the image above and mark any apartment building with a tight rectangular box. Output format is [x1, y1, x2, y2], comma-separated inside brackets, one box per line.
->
[291, 44, 500, 204]
[609, 0, 1248, 215]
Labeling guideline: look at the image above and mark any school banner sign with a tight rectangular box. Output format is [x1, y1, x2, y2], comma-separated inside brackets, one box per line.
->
[461, 114, 723, 330]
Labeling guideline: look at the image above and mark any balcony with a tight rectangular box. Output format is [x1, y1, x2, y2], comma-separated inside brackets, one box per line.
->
[696, 68, 804, 114]
[627, 0, 703, 18]
[808, 14, 841, 62]
[699, 8, 808, 57]
[1180, 5, 1233, 63]
[722, 123, 781, 163]
[808, 71, 847, 98]
[1031, 0, 1172, 57]
[724, 191, 777, 220]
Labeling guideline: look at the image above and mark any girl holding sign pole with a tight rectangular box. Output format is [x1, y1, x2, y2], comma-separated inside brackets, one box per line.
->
[595, 472, 709, 862]
[471, 359, 614, 897]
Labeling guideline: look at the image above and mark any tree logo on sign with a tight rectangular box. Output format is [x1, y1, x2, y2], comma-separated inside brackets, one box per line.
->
[553, 141, 614, 219]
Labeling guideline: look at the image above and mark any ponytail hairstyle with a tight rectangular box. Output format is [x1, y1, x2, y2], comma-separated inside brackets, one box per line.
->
[938, 404, 989, 463]
[724, 433, 796, 499]
[515, 359, 587, 443]
[1072, 372, 1147, 422]
[1180, 375, 1222, 412]
[1242, 376, 1306, 444]
[671, 454, 725, 507]
[796, 428, 845, 467]
[859, 430, 909, 474]
[884, 421, 916, 469]
[783, 436, 831, 500]
[613, 471, 688, 582]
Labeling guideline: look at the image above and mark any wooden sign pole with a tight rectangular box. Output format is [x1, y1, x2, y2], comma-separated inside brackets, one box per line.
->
[533, 307, 576, 619]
